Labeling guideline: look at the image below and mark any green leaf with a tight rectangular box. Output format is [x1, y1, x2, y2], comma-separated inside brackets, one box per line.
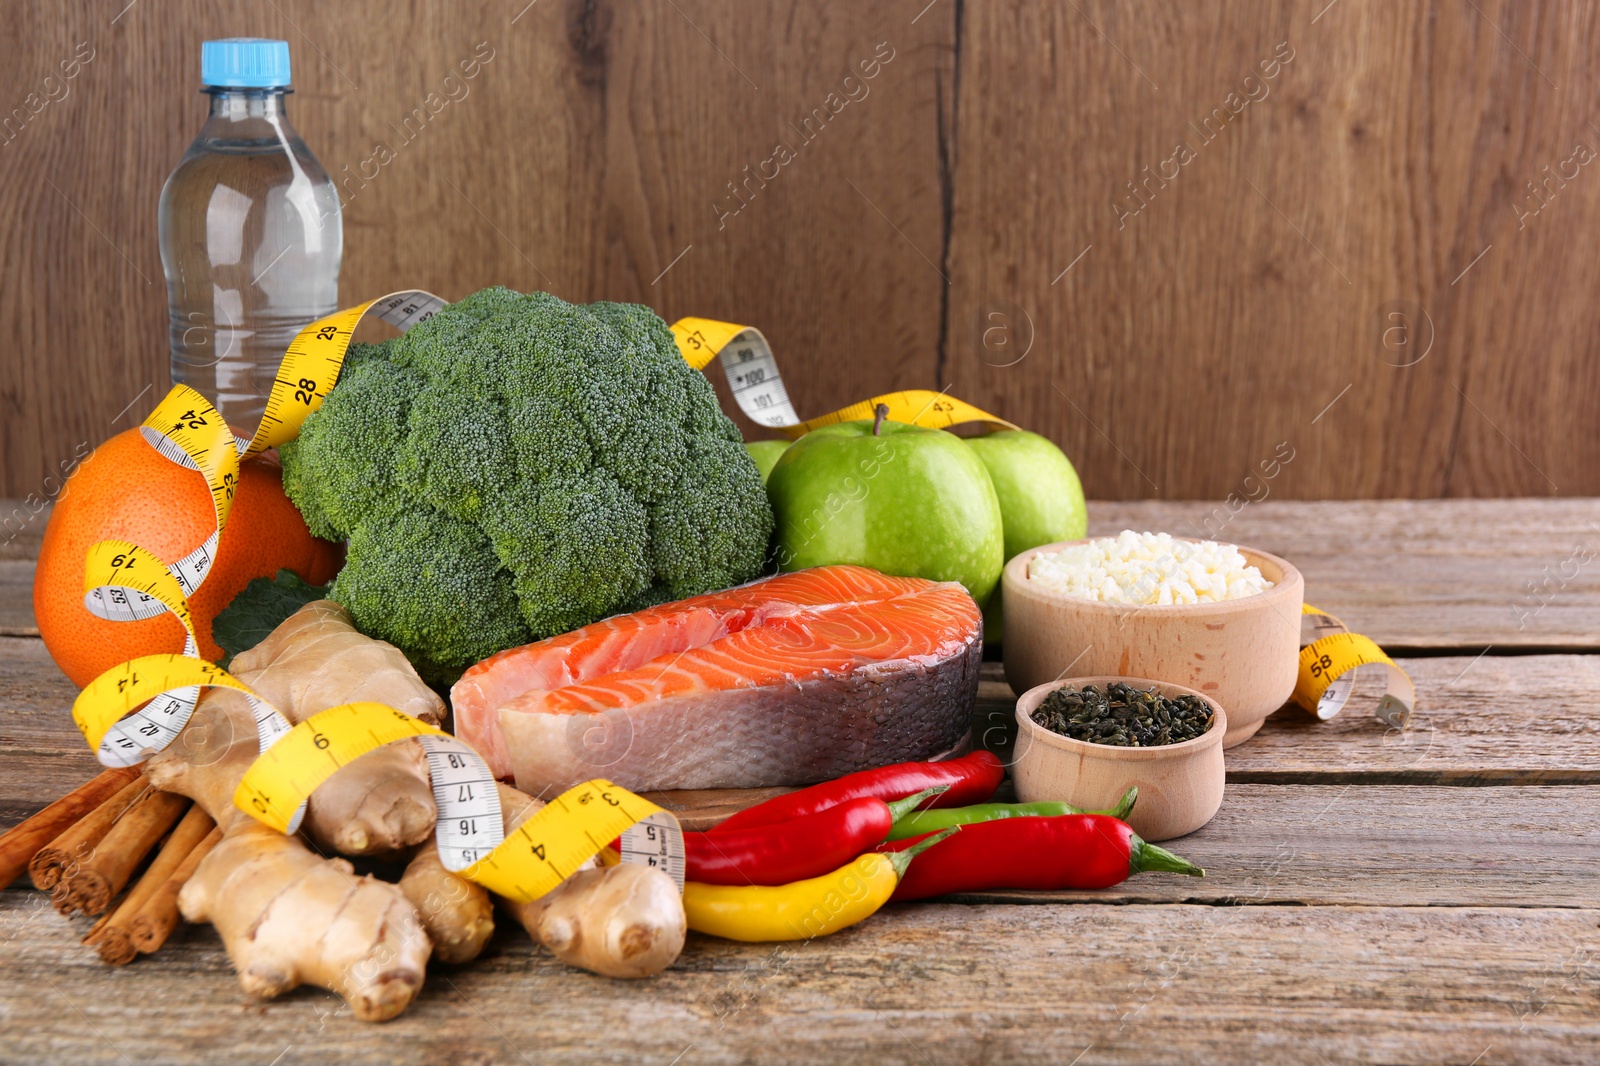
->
[212, 569, 329, 668]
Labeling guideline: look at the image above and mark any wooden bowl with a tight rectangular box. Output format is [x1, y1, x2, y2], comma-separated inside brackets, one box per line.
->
[1002, 539, 1304, 747]
[1013, 676, 1226, 841]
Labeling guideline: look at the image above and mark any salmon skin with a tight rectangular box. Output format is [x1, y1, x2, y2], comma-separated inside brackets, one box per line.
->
[451, 565, 983, 794]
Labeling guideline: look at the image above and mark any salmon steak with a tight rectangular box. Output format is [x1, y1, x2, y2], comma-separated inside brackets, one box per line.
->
[451, 565, 983, 794]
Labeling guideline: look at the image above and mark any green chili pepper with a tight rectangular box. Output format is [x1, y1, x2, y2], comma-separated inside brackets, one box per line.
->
[886, 786, 1138, 841]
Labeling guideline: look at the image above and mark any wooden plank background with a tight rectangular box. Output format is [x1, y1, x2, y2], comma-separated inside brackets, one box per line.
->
[2, 1, 1598, 500]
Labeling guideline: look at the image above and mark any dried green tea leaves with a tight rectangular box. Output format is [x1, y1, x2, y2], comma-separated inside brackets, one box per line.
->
[1031, 682, 1214, 748]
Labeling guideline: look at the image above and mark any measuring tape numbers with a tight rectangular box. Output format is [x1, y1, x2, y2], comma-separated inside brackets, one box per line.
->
[234, 702, 684, 900]
[73, 652, 301, 827]
[666, 317, 1416, 729]
[1293, 605, 1416, 729]
[70, 288, 684, 901]
[87, 289, 447, 627]
[247, 290, 447, 455]
[668, 316, 1016, 436]
[69, 291, 997, 902]
[79, 292, 447, 767]
[73, 654, 683, 901]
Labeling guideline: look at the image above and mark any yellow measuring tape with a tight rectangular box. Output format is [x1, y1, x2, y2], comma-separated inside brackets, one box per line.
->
[79, 292, 450, 765]
[73, 288, 1411, 910]
[234, 702, 682, 900]
[73, 651, 292, 779]
[1293, 605, 1416, 728]
[71, 290, 686, 900]
[77, 294, 1012, 762]
[71, 651, 682, 900]
[669, 316, 1016, 436]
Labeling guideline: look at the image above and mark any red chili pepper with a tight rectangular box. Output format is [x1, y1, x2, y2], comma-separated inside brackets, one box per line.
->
[685, 787, 944, 886]
[878, 814, 1203, 900]
[711, 751, 1005, 834]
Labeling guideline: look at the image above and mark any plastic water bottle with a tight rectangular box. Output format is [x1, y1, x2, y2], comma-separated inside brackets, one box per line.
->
[159, 38, 342, 434]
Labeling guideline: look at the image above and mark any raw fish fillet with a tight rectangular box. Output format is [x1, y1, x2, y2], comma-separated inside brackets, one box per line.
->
[451, 566, 982, 793]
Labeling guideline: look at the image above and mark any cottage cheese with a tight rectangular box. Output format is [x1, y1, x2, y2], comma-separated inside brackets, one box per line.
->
[1028, 530, 1272, 605]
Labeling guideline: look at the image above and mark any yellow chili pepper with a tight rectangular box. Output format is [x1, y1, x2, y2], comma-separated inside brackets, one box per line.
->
[683, 827, 956, 942]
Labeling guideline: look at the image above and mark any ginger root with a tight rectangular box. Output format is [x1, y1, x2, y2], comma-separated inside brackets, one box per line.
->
[399, 843, 495, 965]
[228, 600, 443, 857]
[511, 862, 687, 979]
[399, 781, 686, 977]
[495, 783, 686, 978]
[180, 820, 427, 1020]
[144, 598, 680, 1014]
[148, 683, 430, 1021]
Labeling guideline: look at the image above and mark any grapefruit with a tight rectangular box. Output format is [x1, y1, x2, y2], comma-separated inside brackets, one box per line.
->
[33, 429, 343, 687]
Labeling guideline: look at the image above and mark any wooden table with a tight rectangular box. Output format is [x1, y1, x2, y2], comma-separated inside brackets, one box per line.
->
[4, 499, 1598, 1064]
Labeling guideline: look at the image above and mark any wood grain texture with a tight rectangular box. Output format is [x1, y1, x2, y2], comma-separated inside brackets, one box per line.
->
[0, 502, 49, 562]
[0, 636, 98, 828]
[1089, 498, 1600, 649]
[0, 562, 38, 637]
[1226, 654, 1600, 784]
[0, 498, 50, 636]
[944, 0, 1600, 499]
[976, 654, 1600, 785]
[0, 0, 952, 495]
[7, 3, 1600, 500]
[949, 783, 1600, 908]
[0, 898, 1594, 1064]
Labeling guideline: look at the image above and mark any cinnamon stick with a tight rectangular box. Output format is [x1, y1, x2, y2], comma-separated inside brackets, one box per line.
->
[93, 805, 213, 965]
[28, 775, 148, 891]
[130, 825, 223, 955]
[55, 789, 188, 917]
[0, 766, 140, 891]
[81, 910, 114, 948]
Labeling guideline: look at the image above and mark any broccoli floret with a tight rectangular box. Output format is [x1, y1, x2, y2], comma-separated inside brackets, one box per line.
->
[650, 436, 772, 597]
[279, 287, 774, 681]
[396, 381, 510, 521]
[387, 286, 526, 382]
[329, 504, 530, 684]
[340, 340, 390, 372]
[506, 394, 592, 482]
[279, 356, 421, 539]
[479, 473, 651, 636]
[614, 582, 677, 615]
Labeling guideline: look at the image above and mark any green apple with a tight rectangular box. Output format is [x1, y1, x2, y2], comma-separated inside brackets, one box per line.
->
[767, 416, 1004, 605]
[964, 430, 1087, 558]
[744, 439, 792, 483]
[964, 430, 1088, 642]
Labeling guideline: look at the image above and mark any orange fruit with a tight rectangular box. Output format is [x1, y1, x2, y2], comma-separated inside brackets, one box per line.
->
[33, 428, 343, 687]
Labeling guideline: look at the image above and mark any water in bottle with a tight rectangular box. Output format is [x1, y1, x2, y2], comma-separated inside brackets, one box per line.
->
[159, 38, 342, 434]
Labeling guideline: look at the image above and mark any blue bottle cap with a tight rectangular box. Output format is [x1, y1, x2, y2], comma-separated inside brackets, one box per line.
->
[201, 38, 291, 89]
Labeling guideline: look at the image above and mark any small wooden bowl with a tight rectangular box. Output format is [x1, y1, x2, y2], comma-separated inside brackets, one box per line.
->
[1003, 539, 1304, 747]
[1013, 676, 1226, 841]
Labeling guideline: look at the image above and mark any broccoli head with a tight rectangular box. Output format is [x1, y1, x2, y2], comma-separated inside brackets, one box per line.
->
[280, 287, 774, 681]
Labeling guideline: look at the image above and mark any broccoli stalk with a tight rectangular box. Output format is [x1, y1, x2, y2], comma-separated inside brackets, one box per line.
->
[279, 287, 773, 682]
